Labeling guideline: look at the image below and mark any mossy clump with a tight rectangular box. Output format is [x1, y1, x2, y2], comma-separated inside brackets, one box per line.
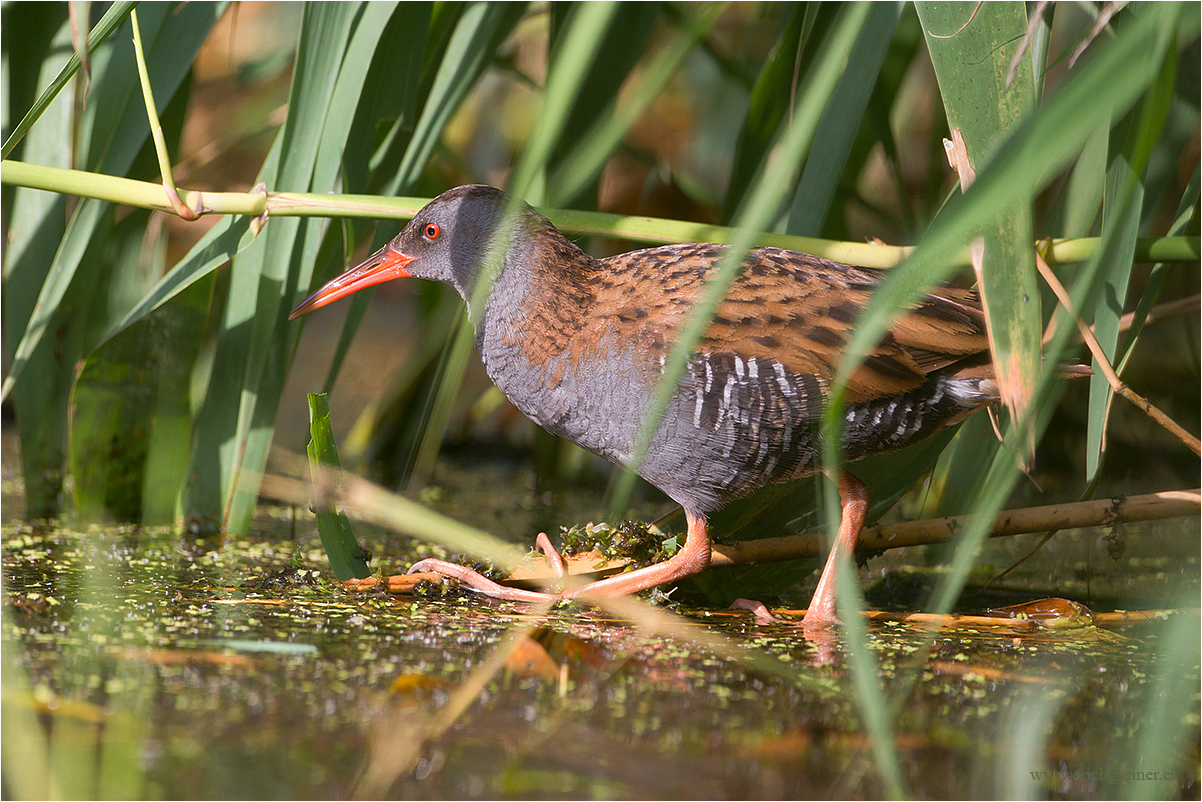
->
[240, 565, 324, 591]
[557, 520, 673, 568]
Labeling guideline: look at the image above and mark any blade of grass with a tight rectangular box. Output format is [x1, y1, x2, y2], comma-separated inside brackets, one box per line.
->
[0, 3, 67, 163]
[999, 679, 1072, 797]
[607, 5, 908, 795]
[509, 2, 620, 201]
[1125, 600, 1202, 797]
[913, 1, 1039, 519]
[852, 6, 927, 240]
[312, 4, 525, 481]
[70, 208, 168, 522]
[1063, 124, 1109, 238]
[407, 2, 620, 484]
[388, 3, 527, 197]
[212, 2, 361, 535]
[823, 9, 1185, 790]
[68, 64, 200, 524]
[314, 2, 431, 394]
[2, 2, 223, 401]
[1, 607, 57, 798]
[263, 0, 402, 394]
[314, 1, 515, 387]
[926, 413, 1000, 518]
[1084, 45, 1176, 483]
[181, 135, 284, 532]
[1116, 163, 1198, 374]
[342, 293, 463, 476]
[0, 1, 136, 159]
[106, 212, 259, 338]
[4, 4, 219, 521]
[918, 1, 1041, 457]
[546, 2, 659, 179]
[3, 10, 80, 517]
[137, 279, 216, 524]
[227, 2, 502, 536]
[1028, 2, 1053, 102]
[606, 2, 873, 526]
[547, 2, 711, 207]
[840, 3, 1183, 411]
[71, 262, 214, 525]
[786, 2, 902, 236]
[721, 4, 835, 222]
[307, 393, 372, 580]
[921, 96, 1180, 647]
[337, 2, 429, 194]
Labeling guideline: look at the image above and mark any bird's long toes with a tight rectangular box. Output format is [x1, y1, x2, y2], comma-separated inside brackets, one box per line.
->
[729, 598, 784, 624]
[407, 558, 558, 604]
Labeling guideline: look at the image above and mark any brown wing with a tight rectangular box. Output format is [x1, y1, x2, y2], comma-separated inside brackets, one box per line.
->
[585, 245, 989, 405]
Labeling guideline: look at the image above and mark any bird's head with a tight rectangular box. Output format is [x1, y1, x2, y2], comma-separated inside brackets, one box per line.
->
[289, 185, 530, 320]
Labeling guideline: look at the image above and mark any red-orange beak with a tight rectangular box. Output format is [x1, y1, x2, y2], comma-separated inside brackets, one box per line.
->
[289, 244, 415, 320]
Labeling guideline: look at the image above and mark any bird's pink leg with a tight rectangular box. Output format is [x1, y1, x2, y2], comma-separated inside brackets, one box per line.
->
[407, 510, 712, 603]
[802, 471, 870, 630]
[535, 532, 566, 579]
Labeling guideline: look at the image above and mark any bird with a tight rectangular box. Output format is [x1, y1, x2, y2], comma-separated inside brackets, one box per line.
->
[290, 184, 1004, 629]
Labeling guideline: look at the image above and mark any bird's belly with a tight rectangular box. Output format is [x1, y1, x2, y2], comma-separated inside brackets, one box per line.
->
[487, 344, 647, 468]
[482, 340, 821, 513]
[483, 329, 992, 517]
[642, 354, 822, 510]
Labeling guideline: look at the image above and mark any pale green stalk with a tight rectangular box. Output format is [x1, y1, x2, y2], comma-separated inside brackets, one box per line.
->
[3, 159, 1197, 265]
[130, 10, 184, 212]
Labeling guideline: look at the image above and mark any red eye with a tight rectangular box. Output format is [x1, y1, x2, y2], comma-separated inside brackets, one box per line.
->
[424, 223, 440, 240]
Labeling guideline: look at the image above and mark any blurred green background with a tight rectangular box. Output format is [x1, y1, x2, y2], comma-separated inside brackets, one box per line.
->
[2, 5, 1198, 798]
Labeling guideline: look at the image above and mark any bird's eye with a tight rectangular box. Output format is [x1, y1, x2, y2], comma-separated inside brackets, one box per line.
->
[424, 223, 440, 240]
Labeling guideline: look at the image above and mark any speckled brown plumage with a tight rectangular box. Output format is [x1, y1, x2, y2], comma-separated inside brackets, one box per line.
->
[289, 185, 1005, 629]
[515, 237, 990, 404]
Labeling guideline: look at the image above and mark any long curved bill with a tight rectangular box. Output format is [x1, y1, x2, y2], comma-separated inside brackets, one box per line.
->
[289, 244, 415, 320]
